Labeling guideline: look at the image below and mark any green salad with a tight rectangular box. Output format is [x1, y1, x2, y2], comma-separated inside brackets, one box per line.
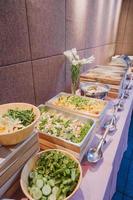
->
[28, 151, 80, 200]
[37, 107, 93, 144]
[53, 94, 106, 115]
[5, 108, 35, 126]
[0, 108, 35, 134]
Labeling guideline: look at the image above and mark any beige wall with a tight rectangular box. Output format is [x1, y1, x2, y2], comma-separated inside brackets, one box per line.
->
[0, 0, 122, 105]
[116, 0, 133, 54]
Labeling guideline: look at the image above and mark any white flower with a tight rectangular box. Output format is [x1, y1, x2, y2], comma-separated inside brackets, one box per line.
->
[63, 48, 95, 66]
[71, 48, 79, 60]
[72, 60, 80, 65]
[79, 58, 87, 65]
[63, 50, 74, 62]
[71, 48, 77, 56]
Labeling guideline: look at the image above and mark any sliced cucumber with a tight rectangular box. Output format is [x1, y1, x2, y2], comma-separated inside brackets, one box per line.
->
[30, 186, 42, 200]
[42, 184, 52, 196]
[41, 196, 48, 200]
[48, 194, 56, 200]
[52, 186, 59, 195]
[29, 186, 35, 195]
[58, 194, 66, 200]
[62, 186, 70, 194]
[36, 179, 44, 189]
[37, 174, 43, 179]
[43, 177, 47, 184]
[29, 171, 35, 179]
[29, 186, 38, 195]
[56, 188, 61, 199]
[48, 179, 55, 187]
[29, 171, 38, 180]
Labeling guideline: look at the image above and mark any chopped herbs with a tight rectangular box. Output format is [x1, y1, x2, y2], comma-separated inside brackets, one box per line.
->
[28, 150, 80, 200]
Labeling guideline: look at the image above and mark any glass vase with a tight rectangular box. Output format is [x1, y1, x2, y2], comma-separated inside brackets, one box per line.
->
[71, 64, 80, 95]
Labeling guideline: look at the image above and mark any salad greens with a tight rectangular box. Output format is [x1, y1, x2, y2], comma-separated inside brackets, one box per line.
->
[5, 108, 35, 126]
[54, 94, 106, 115]
[37, 107, 93, 144]
[28, 151, 80, 200]
[65, 95, 89, 108]
[0, 108, 35, 134]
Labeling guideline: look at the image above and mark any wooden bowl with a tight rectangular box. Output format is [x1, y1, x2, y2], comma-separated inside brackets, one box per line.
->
[20, 149, 82, 200]
[0, 103, 40, 145]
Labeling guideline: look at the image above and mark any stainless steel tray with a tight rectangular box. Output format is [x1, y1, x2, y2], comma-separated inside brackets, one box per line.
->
[37, 105, 96, 150]
[80, 82, 110, 99]
[94, 65, 127, 72]
[45, 92, 109, 120]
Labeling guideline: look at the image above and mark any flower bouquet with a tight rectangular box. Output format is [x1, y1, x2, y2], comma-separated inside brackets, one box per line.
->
[64, 48, 95, 94]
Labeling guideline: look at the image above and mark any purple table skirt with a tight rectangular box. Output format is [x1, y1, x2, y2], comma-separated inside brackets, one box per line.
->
[71, 88, 133, 200]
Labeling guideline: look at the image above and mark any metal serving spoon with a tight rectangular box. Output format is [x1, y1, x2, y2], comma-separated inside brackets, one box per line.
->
[115, 92, 125, 111]
[126, 74, 133, 90]
[116, 100, 124, 111]
[103, 115, 117, 132]
[103, 105, 117, 132]
[87, 128, 109, 163]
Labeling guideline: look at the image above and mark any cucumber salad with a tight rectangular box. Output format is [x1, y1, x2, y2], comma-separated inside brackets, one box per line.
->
[28, 151, 80, 200]
[37, 107, 93, 144]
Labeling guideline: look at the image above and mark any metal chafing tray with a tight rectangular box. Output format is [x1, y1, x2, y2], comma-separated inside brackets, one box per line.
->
[93, 65, 127, 73]
[45, 92, 109, 120]
[80, 82, 110, 99]
[37, 105, 96, 154]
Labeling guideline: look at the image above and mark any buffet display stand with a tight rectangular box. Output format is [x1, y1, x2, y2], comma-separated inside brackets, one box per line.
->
[10, 87, 133, 200]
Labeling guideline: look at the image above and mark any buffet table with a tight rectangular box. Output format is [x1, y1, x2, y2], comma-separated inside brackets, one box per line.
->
[11, 88, 133, 200]
[71, 88, 133, 200]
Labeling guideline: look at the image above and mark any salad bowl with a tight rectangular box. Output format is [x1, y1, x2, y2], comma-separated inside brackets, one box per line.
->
[21, 149, 82, 200]
[0, 103, 40, 145]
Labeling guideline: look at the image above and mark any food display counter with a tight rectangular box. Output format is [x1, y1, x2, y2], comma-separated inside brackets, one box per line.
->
[8, 84, 132, 200]
[1, 56, 133, 200]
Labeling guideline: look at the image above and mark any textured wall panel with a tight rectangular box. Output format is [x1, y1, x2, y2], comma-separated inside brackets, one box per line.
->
[122, 43, 133, 55]
[0, 0, 123, 104]
[0, 62, 35, 104]
[116, 0, 130, 43]
[26, 0, 65, 59]
[111, 0, 123, 43]
[66, 0, 122, 50]
[122, 0, 133, 54]
[0, 0, 30, 67]
[116, 0, 133, 54]
[32, 55, 65, 105]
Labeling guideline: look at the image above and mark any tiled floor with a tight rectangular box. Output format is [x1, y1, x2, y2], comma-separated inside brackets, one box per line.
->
[112, 114, 133, 200]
